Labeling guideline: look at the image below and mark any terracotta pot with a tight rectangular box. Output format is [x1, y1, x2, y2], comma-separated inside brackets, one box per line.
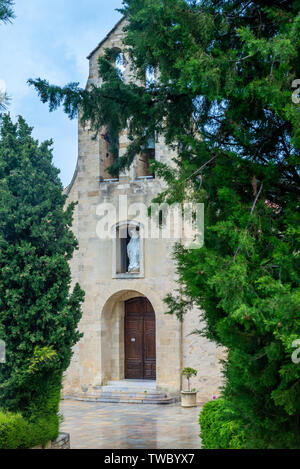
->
[181, 391, 197, 408]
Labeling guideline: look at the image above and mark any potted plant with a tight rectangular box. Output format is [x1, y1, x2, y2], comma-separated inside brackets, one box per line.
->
[181, 368, 198, 407]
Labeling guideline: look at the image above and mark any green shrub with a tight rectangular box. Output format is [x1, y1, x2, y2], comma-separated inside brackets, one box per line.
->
[200, 399, 247, 450]
[0, 409, 59, 449]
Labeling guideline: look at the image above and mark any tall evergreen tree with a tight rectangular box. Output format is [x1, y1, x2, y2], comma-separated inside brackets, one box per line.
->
[0, 115, 84, 421]
[30, 1, 300, 448]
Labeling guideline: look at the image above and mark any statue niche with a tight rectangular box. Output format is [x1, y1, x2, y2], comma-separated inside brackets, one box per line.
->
[115, 224, 142, 276]
[127, 226, 140, 273]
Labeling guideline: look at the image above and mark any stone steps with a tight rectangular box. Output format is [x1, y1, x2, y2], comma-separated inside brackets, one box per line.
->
[74, 394, 177, 405]
[69, 380, 178, 405]
[94, 388, 163, 394]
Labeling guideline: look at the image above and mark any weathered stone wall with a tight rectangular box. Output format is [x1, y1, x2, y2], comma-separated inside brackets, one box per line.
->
[182, 310, 225, 402]
[63, 17, 223, 401]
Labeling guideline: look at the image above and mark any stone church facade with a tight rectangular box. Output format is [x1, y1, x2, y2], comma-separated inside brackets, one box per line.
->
[63, 18, 223, 403]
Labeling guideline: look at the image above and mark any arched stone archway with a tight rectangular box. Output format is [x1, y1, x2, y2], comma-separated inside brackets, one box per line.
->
[100, 290, 157, 385]
[63, 286, 182, 396]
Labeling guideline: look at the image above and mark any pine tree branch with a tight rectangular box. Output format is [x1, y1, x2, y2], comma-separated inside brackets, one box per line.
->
[187, 154, 218, 181]
[250, 182, 264, 215]
[234, 182, 264, 261]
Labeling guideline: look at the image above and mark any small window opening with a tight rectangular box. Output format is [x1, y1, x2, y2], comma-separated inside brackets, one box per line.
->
[145, 66, 156, 88]
[136, 135, 156, 179]
[115, 52, 125, 79]
[100, 130, 119, 182]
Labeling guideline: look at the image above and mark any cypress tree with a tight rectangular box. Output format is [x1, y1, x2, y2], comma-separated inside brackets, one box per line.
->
[0, 115, 84, 422]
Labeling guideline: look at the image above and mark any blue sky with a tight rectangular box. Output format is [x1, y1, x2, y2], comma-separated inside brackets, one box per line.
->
[0, 0, 123, 186]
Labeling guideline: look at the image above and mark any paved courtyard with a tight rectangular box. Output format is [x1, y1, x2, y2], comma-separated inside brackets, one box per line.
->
[60, 400, 202, 449]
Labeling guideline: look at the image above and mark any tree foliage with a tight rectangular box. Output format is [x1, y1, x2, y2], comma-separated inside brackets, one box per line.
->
[0, 0, 14, 24]
[30, 0, 300, 448]
[0, 115, 84, 417]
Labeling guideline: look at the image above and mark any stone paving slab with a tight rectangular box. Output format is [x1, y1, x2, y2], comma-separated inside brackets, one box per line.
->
[60, 400, 202, 449]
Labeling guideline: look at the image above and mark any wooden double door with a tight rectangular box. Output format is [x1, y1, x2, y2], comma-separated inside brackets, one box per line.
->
[125, 297, 156, 380]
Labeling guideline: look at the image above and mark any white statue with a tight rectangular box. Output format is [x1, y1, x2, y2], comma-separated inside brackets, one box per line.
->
[127, 227, 140, 273]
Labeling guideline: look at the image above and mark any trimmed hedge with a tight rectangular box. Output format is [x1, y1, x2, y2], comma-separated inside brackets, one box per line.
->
[199, 399, 247, 449]
[0, 410, 59, 449]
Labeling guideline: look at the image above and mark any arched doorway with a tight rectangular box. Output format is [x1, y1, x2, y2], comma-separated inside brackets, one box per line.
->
[125, 297, 156, 380]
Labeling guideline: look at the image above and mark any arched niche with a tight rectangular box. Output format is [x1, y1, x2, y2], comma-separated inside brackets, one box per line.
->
[112, 221, 145, 279]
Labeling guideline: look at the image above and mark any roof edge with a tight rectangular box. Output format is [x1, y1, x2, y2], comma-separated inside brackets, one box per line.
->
[63, 163, 78, 197]
[87, 16, 126, 60]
